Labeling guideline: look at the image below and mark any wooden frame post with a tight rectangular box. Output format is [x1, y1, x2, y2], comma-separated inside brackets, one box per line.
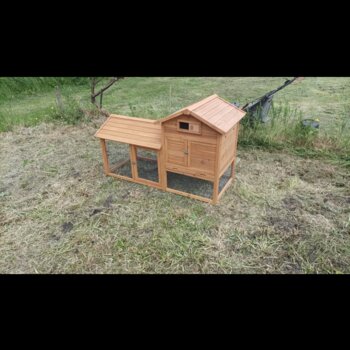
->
[212, 134, 222, 205]
[231, 123, 240, 181]
[160, 125, 167, 190]
[100, 138, 110, 174]
[130, 145, 138, 179]
[212, 179, 219, 205]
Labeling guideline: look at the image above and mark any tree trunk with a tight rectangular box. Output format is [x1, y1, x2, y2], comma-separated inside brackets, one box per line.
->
[90, 77, 123, 114]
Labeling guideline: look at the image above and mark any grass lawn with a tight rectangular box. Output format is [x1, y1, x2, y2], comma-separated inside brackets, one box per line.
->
[0, 77, 349, 273]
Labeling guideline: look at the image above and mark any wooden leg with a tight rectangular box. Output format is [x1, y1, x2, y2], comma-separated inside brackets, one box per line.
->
[156, 150, 163, 187]
[231, 160, 235, 180]
[212, 178, 219, 205]
[100, 139, 110, 174]
[130, 145, 138, 179]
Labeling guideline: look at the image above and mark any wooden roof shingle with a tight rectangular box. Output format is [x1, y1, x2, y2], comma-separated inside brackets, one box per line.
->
[159, 94, 246, 134]
[95, 114, 161, 149]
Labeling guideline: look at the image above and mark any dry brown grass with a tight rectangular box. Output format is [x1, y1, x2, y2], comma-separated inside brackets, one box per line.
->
[1, 120, 350, 273]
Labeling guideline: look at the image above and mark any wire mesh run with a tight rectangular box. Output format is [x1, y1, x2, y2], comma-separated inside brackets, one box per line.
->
[218, 163, 232, 193]
[136, 148, 159, 183]
[167, 172, 213, 199]
[106, 141, 132, 178]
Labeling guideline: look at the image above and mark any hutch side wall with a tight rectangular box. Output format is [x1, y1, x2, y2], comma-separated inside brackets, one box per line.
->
[218, 124, 239, 176]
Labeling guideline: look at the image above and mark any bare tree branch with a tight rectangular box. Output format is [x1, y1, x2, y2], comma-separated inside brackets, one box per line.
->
[92, 77, 120, 99]
[90, 78, 97, 105]
[90, 77, 123, 114]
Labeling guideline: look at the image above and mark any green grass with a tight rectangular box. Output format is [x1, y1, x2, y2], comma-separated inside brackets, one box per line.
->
[0, 77, 88, 102]
[1, 77, 349, 165]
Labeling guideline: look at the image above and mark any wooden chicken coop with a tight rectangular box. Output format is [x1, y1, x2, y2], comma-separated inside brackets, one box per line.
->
[95, 94, 246, 204]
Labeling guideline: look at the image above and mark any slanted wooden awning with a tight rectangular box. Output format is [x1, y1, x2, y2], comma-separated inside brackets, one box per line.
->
[94, 114, 162, 149]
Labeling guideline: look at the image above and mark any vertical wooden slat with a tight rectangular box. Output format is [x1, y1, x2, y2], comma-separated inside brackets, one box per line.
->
[156, 150, 162, 186]
[212, 134, 222, 204]
[100, 139, 110, 174]
[231, 160, 235, 178]
[160, 125, 167, 189]
[130, 144, 138, 179]
[231, 123, 240, 181]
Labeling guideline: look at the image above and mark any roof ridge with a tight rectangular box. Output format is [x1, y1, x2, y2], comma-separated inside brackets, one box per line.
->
[216, 95, 245, 113]
[110, 114, 158, 123]
[188, 94, 218, 111]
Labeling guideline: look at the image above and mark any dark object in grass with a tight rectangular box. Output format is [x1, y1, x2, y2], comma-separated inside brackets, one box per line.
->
[103, 195, 114, 208]
[301, 118, 320, 129]
[61, 222, 73, 233]
[90, 208, 102, 216]
[242, 77, 304, 124]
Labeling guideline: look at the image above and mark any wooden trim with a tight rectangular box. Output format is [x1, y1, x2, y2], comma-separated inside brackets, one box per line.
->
[109, 114, 158, 123]
[177, 119, 201, 135]
[107, 172, 133, 181]
[107, 172, 162, 189]
[160, 124, 167, 189]
[130, 145, 138, 179]
[135, 177, 162, 188]
[157, 150, 162, 187]
[232, 123, 240, 180]
[166, 167, 214, 182]
[100, 139, 110, 174]
[136, 145, 161, 152]
[212, 134, 221, 204]
[218, 177, 233, 200]
[95, 117, 112, 137]
[166, 187, 212, 203]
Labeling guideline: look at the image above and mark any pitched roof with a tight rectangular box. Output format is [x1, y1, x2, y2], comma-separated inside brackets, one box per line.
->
[159, 94, 246, 134]
[94, 114, 161, 149]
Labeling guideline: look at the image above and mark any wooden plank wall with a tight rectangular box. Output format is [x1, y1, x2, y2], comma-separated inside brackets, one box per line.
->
[162, 114, 219, 181]
[218, 124, 238, 176]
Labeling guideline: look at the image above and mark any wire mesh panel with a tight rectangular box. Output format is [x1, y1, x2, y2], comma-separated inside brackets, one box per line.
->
[106, 141, 132, 178]
[167, 172, 213, 199]
[218, 163, 232, 193]
[136, 148, 159, 183]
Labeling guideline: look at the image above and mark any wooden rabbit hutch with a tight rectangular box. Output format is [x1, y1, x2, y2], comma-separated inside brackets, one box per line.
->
[95, 94, 246, 204]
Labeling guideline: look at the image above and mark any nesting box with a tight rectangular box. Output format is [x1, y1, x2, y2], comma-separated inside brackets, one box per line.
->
[95, 94, 246, 204]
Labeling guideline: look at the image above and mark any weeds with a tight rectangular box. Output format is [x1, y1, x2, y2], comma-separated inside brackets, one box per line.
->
[50, 92, 86, 125]
[239, 100, 350, 167]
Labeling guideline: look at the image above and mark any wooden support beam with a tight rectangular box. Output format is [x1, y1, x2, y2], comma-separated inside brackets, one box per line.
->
[130, 144, 138, 179]
[166, 188, 212, 203]
[160, 125, 167, 190]
[218, 177, 233, 200]
[100, 139, 110, 174]
[231, 123, 240, 181]
[212, 134, 221, 205]
[107, 172, 162, 189]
